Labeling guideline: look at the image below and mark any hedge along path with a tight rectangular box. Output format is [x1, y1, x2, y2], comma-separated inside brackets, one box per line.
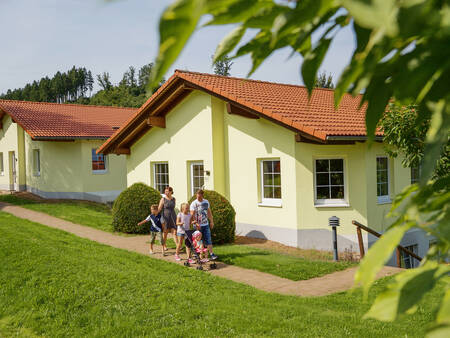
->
[0, 202, 402, 297]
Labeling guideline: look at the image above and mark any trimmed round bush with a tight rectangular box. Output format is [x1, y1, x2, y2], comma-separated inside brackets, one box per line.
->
[112, 183, 162, 234]
[188, 190, 236, 244]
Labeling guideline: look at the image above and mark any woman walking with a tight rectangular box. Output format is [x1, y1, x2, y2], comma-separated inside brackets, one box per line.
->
[158, 186, 177, 251]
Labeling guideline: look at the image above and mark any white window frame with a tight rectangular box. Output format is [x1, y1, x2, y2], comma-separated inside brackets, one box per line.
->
[152, 162, 169, 194]
[401, 244, 419, 269]
[313, 158, 348, 207]
[92, 149, 108, 174]
[376, 156, 390, 204]
[190, 162, 204, 197]
[0, 152, 3, 176]
[259, 159, 282, 207]
[33, 149, 40, 177]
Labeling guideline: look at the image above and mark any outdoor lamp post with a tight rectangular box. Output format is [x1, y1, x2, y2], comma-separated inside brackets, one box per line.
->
[328, 216, 340, 261]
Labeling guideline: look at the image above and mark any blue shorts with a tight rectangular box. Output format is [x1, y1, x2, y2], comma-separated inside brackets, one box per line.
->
[200, 224, 212, 246]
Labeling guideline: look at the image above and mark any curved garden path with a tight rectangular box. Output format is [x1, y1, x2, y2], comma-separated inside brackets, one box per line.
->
[0, 202, 402, 297]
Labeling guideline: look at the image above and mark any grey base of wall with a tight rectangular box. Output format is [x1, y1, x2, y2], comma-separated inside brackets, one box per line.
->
[236, 222, 365, 252]
[237, 222, 433, 267]
[26, 186, 121, 204]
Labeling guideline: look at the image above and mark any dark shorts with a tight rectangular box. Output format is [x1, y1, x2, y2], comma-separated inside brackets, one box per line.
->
[200, 225, 212, 246]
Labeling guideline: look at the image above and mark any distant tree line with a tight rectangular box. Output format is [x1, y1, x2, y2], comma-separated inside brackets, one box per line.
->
[0, 63, 164, 108]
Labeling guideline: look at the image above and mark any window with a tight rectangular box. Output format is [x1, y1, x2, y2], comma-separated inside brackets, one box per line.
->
[33, 149, 40, 176]
[376, 157, 390, 203]
[260, 160, 281, 206]
[411, 165, 421, 184]
[153, 162, 169, 193]
[314, 159, 346, 206]
[0, 152, 3, 175]
[190, 162, 204, 196]
[92, 149, 107, 173]
[401, 244, 419, 269]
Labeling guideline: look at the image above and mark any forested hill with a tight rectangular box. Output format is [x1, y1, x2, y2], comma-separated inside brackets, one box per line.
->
[0, 64, 164, 108]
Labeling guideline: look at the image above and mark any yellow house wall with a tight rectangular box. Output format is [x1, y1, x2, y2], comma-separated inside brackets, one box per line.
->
[0, 115, 19, 190]
[222, 105, 299, 232]
[127, 91, 215, 202]
[364, 142, 411, 234]
[24, 134, 127, 202]
[295, 142, 368, 235]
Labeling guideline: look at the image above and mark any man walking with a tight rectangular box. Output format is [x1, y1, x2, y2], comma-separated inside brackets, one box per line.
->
[190, 189, 218, 260]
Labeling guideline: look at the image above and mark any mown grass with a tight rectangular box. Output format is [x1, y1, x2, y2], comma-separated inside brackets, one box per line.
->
[0, 211, 441, 337]
[0, 194, 113, 232]
[213, 245, 356, 280]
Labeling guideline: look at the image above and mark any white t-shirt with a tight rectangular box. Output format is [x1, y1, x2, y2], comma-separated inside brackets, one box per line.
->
[190, 199, 210, 226]
[177, 212, 192, 234]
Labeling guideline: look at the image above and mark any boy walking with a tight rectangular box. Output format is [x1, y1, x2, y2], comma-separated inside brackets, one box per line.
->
[190, 190, 218, 260]
[138, 205, 165, 256]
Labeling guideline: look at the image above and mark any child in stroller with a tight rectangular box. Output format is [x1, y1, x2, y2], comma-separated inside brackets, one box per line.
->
[184, 229, 217, 270]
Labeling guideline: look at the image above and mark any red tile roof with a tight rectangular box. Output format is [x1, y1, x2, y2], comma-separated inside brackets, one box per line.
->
[0, 100, 137, 139]
[98, 70, 381, 154]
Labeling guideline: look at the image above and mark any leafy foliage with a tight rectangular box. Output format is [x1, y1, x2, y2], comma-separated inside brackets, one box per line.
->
[380, 103, 449, 179]
[212, 54, 233, 76]
[1, 66, 94, 103]
[149, 0, 450, 335]
[188, 190, 236, 244]
[112, 183, 162, 234]
[314, 71, 334, 89]
[1, 63, 165, 108]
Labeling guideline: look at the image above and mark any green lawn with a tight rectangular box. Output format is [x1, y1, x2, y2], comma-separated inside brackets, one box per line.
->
[214, 245, 356, 280]
[0, 194, 113, 232]
[0, 212, 441, 337]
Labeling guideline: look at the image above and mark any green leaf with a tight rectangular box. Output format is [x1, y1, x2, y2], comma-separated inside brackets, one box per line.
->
[205, 0, 273, 26]
[301, 38, 332, 94]
[354, 222, 413, 297]
[364, 262, 448, 321]
[150, 0, 205, 89]
[213, 26, 246, 64]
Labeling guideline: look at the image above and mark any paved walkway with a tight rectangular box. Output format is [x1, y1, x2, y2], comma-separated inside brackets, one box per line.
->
[0, 202, 402, 297]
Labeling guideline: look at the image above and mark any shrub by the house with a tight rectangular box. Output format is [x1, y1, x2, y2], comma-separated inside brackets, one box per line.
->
[112, 183, 161, 234]
[189, 190, 236, 244]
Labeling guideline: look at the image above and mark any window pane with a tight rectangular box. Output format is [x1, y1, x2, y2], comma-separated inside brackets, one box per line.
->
[316, 173, 329, 186]
[316, 187, 330, 199]
[379, 182, 388, 196]
[330, 173, 344, 185]
[316, 159, 329, 172]
[263, 161, 273, 173]
[330, 159, 343, 172]
[273, 161, 281, 173]
[331, 186, 344, 199]
[264, 187, 274, 198]
[378, 170, 388, 183]
[263, 174, 273, 185]
[273, 173, 281, 186]
[274, 187, 281, 199]
[377, 157, 388, 170]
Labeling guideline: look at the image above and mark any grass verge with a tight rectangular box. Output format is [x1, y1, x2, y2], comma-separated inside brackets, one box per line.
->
[213, 244, 356, 280]
[0, 194, 113, 232]
[0, 211, 441, 337]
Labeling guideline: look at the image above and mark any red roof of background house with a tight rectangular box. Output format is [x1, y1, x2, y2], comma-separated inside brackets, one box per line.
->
[98, 70, 381, 154]
[0, 100, 138, 139]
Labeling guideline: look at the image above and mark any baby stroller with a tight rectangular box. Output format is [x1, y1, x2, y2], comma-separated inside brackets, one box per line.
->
[183, 230, 217, 270]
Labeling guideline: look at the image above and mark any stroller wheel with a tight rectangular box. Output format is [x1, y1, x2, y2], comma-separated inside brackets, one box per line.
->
[209, 263, 217, 269]
[184, 261, 190, 267]
[196, 265, 203, 271]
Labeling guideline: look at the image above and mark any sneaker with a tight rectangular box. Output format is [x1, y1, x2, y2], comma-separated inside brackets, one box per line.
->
[175, 255, 181, 261]
[210, 253, 218, 260]
[201, 258, 209, 263]
[187, 258, 195, 264]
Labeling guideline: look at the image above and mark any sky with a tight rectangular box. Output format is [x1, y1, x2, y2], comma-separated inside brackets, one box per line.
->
[0, 0, 356, 94]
